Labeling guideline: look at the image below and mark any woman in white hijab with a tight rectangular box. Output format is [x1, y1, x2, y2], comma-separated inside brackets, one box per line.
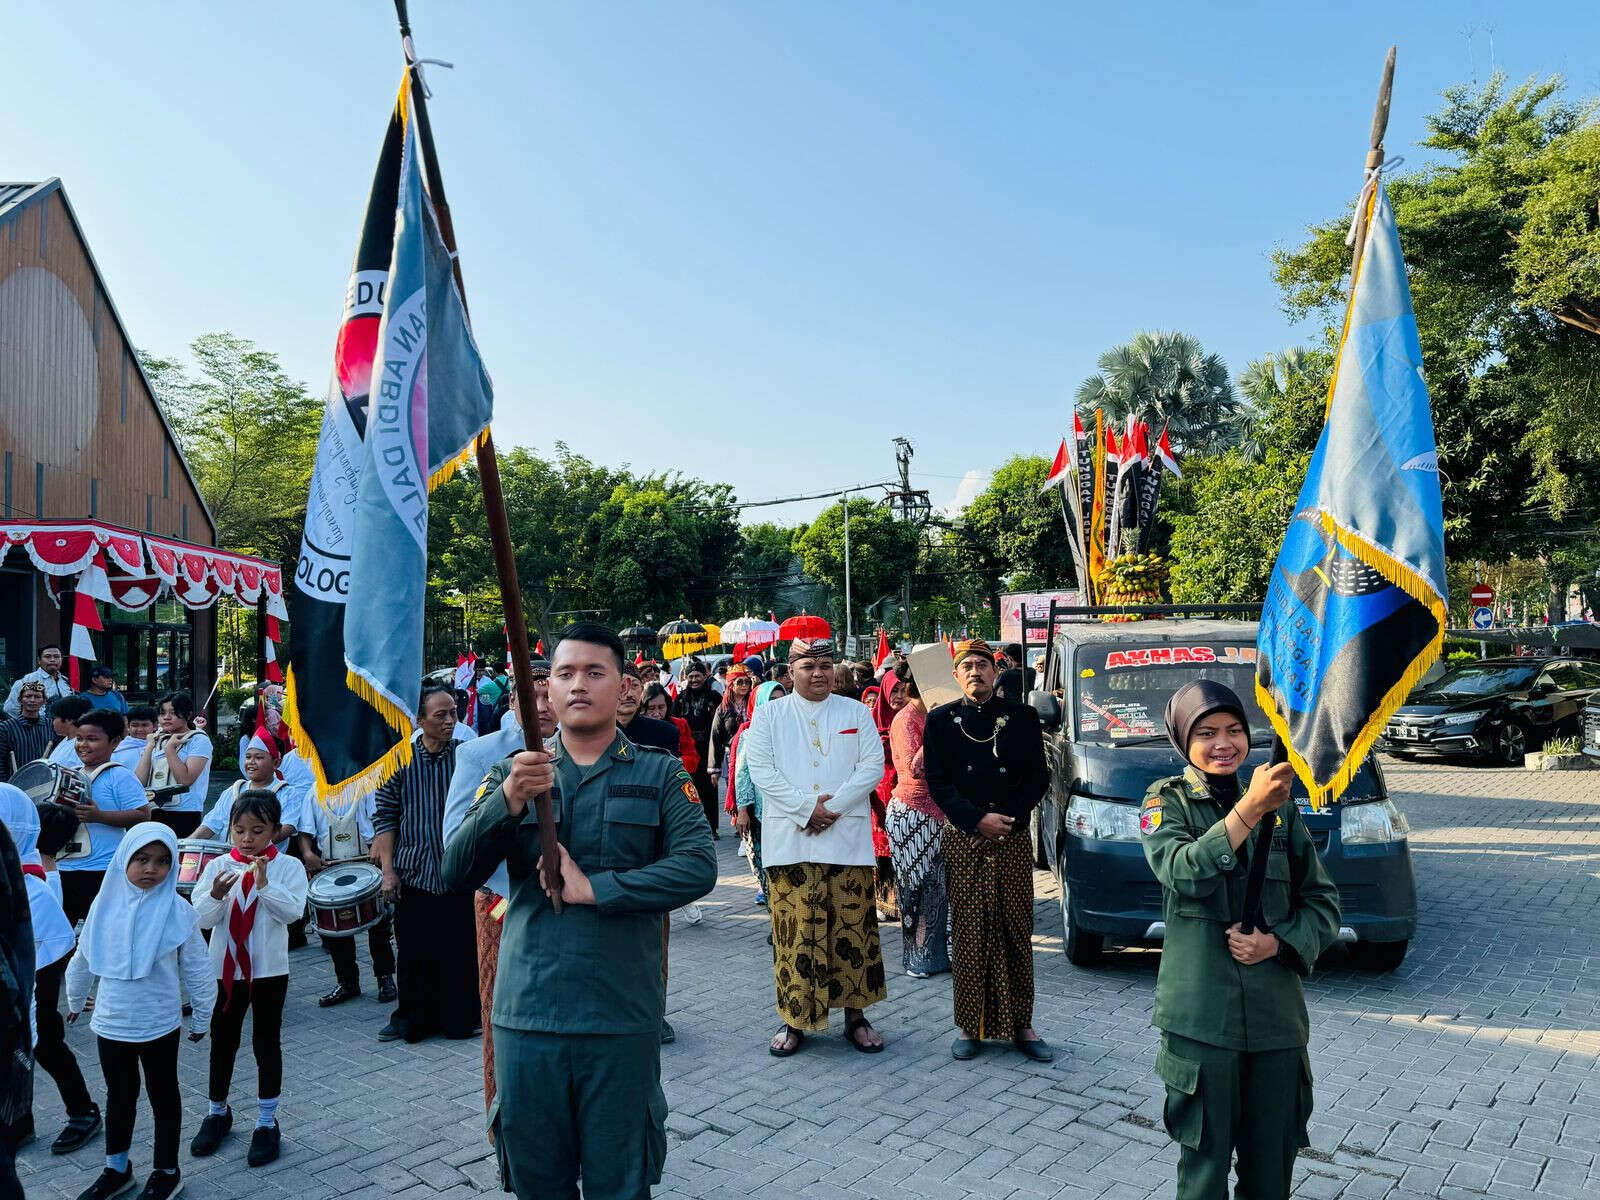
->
[0, 783, 97, 1153]
[65, 822, 215, 1200]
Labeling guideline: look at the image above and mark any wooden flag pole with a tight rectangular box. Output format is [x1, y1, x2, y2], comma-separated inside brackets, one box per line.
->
[1242, 46, 1396, 936]
[393, 0, 564, 912]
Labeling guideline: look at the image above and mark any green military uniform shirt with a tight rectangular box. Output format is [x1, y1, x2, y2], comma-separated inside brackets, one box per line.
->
[441, 730, 717, 1037]
[1140, 766, 1340, 1052]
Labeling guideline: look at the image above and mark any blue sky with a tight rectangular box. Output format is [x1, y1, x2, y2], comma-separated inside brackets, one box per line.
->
[11, 2, 1599, 525]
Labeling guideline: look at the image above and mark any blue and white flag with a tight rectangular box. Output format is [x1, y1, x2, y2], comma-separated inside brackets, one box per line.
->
[1255, 181, 1447, 809]
[341, 80, 493, 782]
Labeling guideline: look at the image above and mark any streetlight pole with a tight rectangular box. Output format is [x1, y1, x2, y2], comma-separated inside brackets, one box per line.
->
[842, 496, 853, 649]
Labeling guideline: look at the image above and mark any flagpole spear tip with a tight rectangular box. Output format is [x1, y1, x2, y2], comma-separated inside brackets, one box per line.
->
[393, 0, 412, 36]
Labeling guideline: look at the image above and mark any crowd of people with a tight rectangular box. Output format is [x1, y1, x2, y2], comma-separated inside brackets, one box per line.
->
[0, 625, 1338, 1200]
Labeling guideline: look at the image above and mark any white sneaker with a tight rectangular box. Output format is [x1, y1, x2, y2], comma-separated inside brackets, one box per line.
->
[683, 903, 704, 926]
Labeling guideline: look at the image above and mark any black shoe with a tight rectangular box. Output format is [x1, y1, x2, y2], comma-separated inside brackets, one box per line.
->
[660, 1020, 676, 1044]
[377, 1019, 405, 1042]
[135, 1169, 183, 1200]
[247, 1122, 280, 1167]
[318, 983, 360, 1008]
[376, 975, 398, 1003]
[52, 1106, 102, 1154]
[74, 1166, 136, 1200]
[1014, 1036, 1056, 1063]
[189, 1109, 231, 1157]
[952, 1037, 982, 1061]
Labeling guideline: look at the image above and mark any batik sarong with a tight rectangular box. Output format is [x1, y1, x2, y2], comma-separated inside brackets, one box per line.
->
[767, 863, 887, 1030]
[886, 800, 950, 976]
[942, 824, 1034, 1038]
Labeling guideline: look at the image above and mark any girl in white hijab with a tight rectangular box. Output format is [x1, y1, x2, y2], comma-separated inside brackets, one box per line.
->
[65, 821, 215, 1200]
[0, 783, 97, 1154]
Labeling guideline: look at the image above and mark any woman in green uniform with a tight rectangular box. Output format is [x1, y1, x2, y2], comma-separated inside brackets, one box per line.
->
[1141, 680, 1340, 1200]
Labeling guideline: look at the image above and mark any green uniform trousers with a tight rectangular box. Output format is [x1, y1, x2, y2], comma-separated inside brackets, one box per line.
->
[1157, 1032, 1313, 1200]
[492, 1027, 666, 1200]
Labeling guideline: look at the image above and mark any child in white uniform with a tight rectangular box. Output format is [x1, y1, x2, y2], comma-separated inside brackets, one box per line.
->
[188, 789, 308, 1167]
[66, 822, 215, 1200]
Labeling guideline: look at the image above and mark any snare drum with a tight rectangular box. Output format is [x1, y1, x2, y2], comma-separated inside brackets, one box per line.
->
[11, 761, 90, 860]
[308, 862, 388, 937]
[176, 839, 232, 896]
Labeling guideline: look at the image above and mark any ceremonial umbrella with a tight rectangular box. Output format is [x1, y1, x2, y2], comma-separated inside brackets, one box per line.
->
[618, 623, 658, 645]
[659, 617, 710, 661]
[721, 615, 780, 647]
[778, 612, 832, 641]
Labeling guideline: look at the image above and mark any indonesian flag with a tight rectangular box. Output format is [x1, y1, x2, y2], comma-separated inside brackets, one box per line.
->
[264, 613, 284, 684]
[1040, 439, 1072, 494]
[1156, 424, 1182, 478]
[69, 549, 112, 688]
[874, 628, 891, 669]
[453, 652, 476, 693]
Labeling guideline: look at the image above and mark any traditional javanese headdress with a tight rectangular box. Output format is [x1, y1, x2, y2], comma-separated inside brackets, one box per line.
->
[952, 638, 995, 667]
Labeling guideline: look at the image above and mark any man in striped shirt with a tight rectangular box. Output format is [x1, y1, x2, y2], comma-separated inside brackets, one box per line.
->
[0, 681, 52, 784]
[0, 680, 52, 779]
[372, 683, 479, 1043]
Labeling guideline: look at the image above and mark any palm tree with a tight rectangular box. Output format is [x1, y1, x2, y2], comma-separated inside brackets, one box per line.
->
[1236, 345, 1332, 460]
[1075, 331, 1248, 455]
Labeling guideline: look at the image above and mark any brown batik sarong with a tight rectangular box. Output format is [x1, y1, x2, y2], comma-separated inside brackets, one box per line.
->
[767, 863, 887, 1031]
[475, 891, 502, 1122]
[942, 824, 1035, 1039]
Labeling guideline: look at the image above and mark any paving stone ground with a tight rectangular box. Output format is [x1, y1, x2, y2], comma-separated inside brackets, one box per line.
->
[17, 757, 1600, 1199]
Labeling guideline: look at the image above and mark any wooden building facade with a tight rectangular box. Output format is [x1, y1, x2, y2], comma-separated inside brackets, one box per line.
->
[0, 179, 221, 702]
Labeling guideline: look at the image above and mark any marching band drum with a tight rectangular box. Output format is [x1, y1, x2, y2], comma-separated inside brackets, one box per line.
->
[307, 862, 388, 937]
[175, 838, 233, 896]
[9, 760, 92, 860]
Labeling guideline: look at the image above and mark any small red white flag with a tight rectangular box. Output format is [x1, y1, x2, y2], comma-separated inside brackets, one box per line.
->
[1040, 438, 1072, 494]
[69, 549, 112, 686]
[1156, 425, 1182, 478]
[453, 652, 476, 693]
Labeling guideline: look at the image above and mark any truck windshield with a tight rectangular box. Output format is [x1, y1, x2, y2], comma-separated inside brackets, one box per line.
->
[1075, 643, 1271, 745]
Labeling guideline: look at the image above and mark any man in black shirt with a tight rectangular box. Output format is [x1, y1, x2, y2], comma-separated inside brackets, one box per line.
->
[923, 638, 1052, 1064]
[618, 663, 680, 756]
[671, 658, 721, 839]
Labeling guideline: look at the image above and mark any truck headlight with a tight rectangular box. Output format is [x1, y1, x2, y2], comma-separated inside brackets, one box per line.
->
[1341, 800, 1410, 844]
[1437, 711, 1481, 727]
[1066, 795, 1142, 841]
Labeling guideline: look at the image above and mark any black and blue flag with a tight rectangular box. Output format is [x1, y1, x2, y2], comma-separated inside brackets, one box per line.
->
[1256, 181, 1447, 809]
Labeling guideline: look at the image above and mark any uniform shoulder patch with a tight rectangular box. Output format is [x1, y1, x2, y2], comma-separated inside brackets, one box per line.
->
[1139, 793, 1162, 835]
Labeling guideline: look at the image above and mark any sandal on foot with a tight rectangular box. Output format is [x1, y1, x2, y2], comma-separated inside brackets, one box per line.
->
[843, 1014, 884, 1054]
[768, 1026, 805, 1057]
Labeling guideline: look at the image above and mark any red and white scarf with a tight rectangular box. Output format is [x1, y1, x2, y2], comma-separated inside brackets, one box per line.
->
[220, 846, 277, 1001]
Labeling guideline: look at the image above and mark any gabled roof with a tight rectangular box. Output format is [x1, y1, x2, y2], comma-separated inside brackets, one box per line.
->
[0, 178, 216, 539]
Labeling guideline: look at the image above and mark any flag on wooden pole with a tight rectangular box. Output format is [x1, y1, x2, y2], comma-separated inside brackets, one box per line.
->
[1256, 180, 1446, 810]
[288, 78, 492, 804]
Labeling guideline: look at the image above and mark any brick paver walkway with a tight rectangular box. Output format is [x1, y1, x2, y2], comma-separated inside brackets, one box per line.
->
[17, 758, 1600, 1198]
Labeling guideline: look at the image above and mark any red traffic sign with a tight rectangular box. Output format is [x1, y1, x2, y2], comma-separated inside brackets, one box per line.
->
[1469, 583, 1495, 606]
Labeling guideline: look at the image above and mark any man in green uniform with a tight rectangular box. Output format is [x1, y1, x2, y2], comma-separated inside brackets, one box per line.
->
[442, 622, 718, 1200]
[1142, 680, 1340, 1200]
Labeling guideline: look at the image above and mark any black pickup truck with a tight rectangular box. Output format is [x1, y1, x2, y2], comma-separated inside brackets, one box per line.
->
[1027, 618, 1417, 972]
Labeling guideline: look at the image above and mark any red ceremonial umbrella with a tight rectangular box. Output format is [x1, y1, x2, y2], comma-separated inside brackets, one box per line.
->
[778, 612, 832, 641]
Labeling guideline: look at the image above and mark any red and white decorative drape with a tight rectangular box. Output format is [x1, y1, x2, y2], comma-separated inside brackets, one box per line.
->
[2, 520, 285, 682]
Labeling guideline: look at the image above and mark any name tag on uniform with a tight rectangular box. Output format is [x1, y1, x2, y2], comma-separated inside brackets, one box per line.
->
[609, 783, 657, 799]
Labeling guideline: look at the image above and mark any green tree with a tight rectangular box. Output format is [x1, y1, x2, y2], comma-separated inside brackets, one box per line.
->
[1272, 73, 1600, 590]
[1075, 330, 1246, 455]
[960, 455, 1081, 591]
[140, 333, 321, 566]
[794, 500, 918, 633]
[1167, 448, 1311, 604]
